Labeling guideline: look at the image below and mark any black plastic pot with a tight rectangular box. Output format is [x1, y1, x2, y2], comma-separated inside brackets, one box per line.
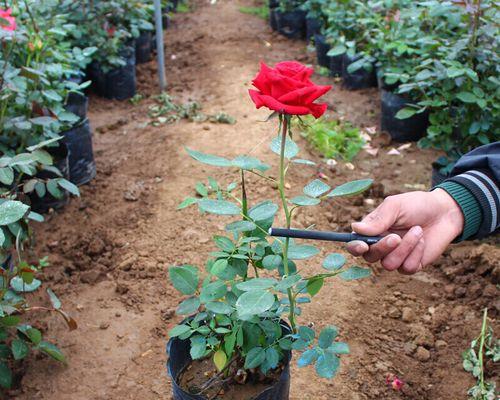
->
[314, 34, 331, 68]
[89, 47, 136, 100]
[276, 9, 306, 39]
[306, 18, 320, 42]
[65, 75, 88, 120]
[135, 31, 152, 64]
[162, 13, 171, 29]
[270, 8, 279, 31]
[269, 0, 280, 8]
[342, 54, 377, 90]
[167, 324, 291, 400]
[30, 144, 70, 213]
[380, 89, 428, 142]
[63, 118, 96, 186]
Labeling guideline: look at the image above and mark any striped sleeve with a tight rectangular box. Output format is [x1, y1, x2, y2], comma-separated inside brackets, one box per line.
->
[437, 169, 499, 240]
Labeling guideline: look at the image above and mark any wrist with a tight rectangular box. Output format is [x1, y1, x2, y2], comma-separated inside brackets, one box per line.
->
[431, 188, 465, 239]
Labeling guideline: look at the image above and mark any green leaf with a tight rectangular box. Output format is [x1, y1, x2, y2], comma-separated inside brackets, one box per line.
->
[290, 196, 320, 206]
[46, 288, 61, 309]
[0, 361, 12, 388]
[287, 244, 319, 260]
[297, 348, 320, 367]
[248, 201, 278, 221]
[327, 179, 373, 198]
[199, 199, 241, 215]
[0, 168, 13, 185]
[318, 326, 338, 349]
[244, 347, 266, 369]
[262, 255, 282, 270]
[213, 349, 227, 371]
[306, 277, 324, 297]
[186, 148, 233, 167]
[205, 301, 233, 315]
[456, 92, 477, 103]
[265, 347, 280, 370]
[0, 201, 29, 225]
[298, 326, 315, 342]
[190, 336, 207, 359]
[10, 277, 41, 293]
[395, 107, 417, 120]
[275, 274, 302, 292]
[169, 324, 191, 337]
[446, 66, 464, 78]
[327, 44, 346, 56]
[315, 351, 339, 379]
[339, 266, 371, 281]
[0, 229, 4, 246]
[37, 341, 65, 362]
[303, 179, 331, 198]
[214, 236, 235, 252]
[47, 180, 63, 198]
[11, 339, 29, 360]
[195, 182, 208, 197]
[322, 254, 346, 271]
[236, 278, 276, 291]
[177, 197, 198, 210]
[270, 136, 299, 159]
[211, 259, 229, 278]
[236, 290, 275, 316]
[225, 220, 256, 232]
[176, 297, 200, 315]
[329, 342, 350, 354]
[200, 281, 227, 303]
[169, 265, 199, 295]
[28, 212, 44, 222]
[232, 155, 269, 172]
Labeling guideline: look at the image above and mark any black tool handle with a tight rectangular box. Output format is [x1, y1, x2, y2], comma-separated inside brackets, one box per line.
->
[269, 228, 384, 245]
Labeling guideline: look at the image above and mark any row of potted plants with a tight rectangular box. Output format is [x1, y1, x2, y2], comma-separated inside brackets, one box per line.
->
[270, 0, 499, 181]
[0, 0, 179, 390]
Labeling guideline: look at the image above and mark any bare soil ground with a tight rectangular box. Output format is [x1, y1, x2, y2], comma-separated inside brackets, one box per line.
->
[8, 1, 499, 399]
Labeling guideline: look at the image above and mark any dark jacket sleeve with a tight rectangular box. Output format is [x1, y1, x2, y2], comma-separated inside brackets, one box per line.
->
[435, 142, 500, 240]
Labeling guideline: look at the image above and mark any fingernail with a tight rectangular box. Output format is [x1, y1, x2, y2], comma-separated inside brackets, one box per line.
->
[387, 235, 400, 247]
[411, 226, 423, 237]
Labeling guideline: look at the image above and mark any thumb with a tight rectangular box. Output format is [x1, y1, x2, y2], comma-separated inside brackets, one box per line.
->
[352, 197, 400, 235]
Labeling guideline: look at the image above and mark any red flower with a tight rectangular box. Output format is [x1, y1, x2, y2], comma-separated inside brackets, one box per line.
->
[0, 8, 16, 32]
[249, 61, 331, 118]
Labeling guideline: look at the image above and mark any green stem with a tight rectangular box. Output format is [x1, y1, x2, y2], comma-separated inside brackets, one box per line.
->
[278, 114, 296, 333]
[478, 308, 488, 391]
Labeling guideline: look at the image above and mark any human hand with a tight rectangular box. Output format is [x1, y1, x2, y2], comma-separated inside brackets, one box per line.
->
[346, 189, 464, 274]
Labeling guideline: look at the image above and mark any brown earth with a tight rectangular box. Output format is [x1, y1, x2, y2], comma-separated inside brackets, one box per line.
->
[8, 0, 499, 399]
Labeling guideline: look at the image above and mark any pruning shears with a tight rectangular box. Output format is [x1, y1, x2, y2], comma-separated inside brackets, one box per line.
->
[269, 227, 383, 245]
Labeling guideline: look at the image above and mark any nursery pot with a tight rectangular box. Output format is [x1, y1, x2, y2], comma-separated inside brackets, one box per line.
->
[65, 74, 88, 120]
[380, 89, 427, 142]
[30, 143, 70, 214]
[314, 34, 331, 68]
[135, 31, 153, 64]
[276, 9, 306, 39]
[269, 0, 280, 8]
[342, 54, 377, 90]
[167, 323, 291, 400]
[305, 17, 321, 42]
[89, 46, 136, 101]
[269, 8, 279, 31]
[62, 118, 96, 186]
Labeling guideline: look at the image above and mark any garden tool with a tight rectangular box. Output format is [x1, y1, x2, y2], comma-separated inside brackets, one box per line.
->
[269, 227, 383, 245]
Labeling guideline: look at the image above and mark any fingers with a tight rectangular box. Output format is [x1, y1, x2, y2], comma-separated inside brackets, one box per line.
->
[351, 196, 401, 236]
[399, 238, 425, 275]
[381, 226, 424, 272]
[362, 234, 401, 263]
[346, 240, 369, 256]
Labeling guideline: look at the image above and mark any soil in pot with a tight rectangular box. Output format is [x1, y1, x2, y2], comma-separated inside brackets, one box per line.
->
[29, 144, 70, 214]
[380, 89, 428, 142]
[135, 31, 152, 64]
[305, 18, 320, 42]
[276, 9, 306, 39]
[342, 54, 377, 90]
[63, 118, 96, 186]
[168, 333, 290, 400]
[89, 47, 136, 100]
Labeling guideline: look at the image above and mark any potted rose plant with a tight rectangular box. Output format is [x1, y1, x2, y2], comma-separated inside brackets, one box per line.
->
[167, 61, 373, 399]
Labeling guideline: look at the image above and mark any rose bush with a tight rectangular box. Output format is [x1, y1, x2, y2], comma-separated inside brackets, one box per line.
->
[249, 61, 331, 118]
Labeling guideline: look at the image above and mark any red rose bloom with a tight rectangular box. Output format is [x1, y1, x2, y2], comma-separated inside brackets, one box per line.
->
[0, 8, 16, 32]
[249, 61, 331, 118]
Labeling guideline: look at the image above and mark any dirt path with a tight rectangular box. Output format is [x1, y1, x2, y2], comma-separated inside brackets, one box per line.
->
[13, 1, 498, 399]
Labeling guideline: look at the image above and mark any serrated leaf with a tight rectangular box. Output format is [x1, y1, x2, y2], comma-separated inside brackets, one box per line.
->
[297, 348, 320, 367]
[339, 266, 371, 281]
[10, 277, 41, 293]
[270, 136, 299, 159]
[58, 179, 80, 196]
[186, 148, 233, 167]
[232, 155, 269, 172]
[0, 361, 11, 388]
[315, 351, 339, 379]
[303, 179, 331, 198]
[327, 179, 373, 198]
[190, 336, 206, 359]
[199, 199, 241, 215]
[0, 168, 13, 185]
[211, 259, 228, 278]
[395, 107, 417, 120]
[176, 297, 200, 315]
[456, 92, 477, 103]
[306, 277, 324, 297]
[329, 342, 350, 354]
[205, 301, 233, 315]
[37, 341, 65, 362]
[236, 290, 275, 316]
[169, 265, 199, 295]
[200, 281, 227, 303]
[11, 339, 29, 360]
[318, 326, 338, 349]
[168, 324, 191, 337]
[322, 254, 346, 271]
[46, 288, 61, 309]
[248, 201, 278, 221]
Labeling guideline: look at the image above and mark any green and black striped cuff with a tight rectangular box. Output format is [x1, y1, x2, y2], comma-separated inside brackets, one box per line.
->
[435, 181, 483, 241]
